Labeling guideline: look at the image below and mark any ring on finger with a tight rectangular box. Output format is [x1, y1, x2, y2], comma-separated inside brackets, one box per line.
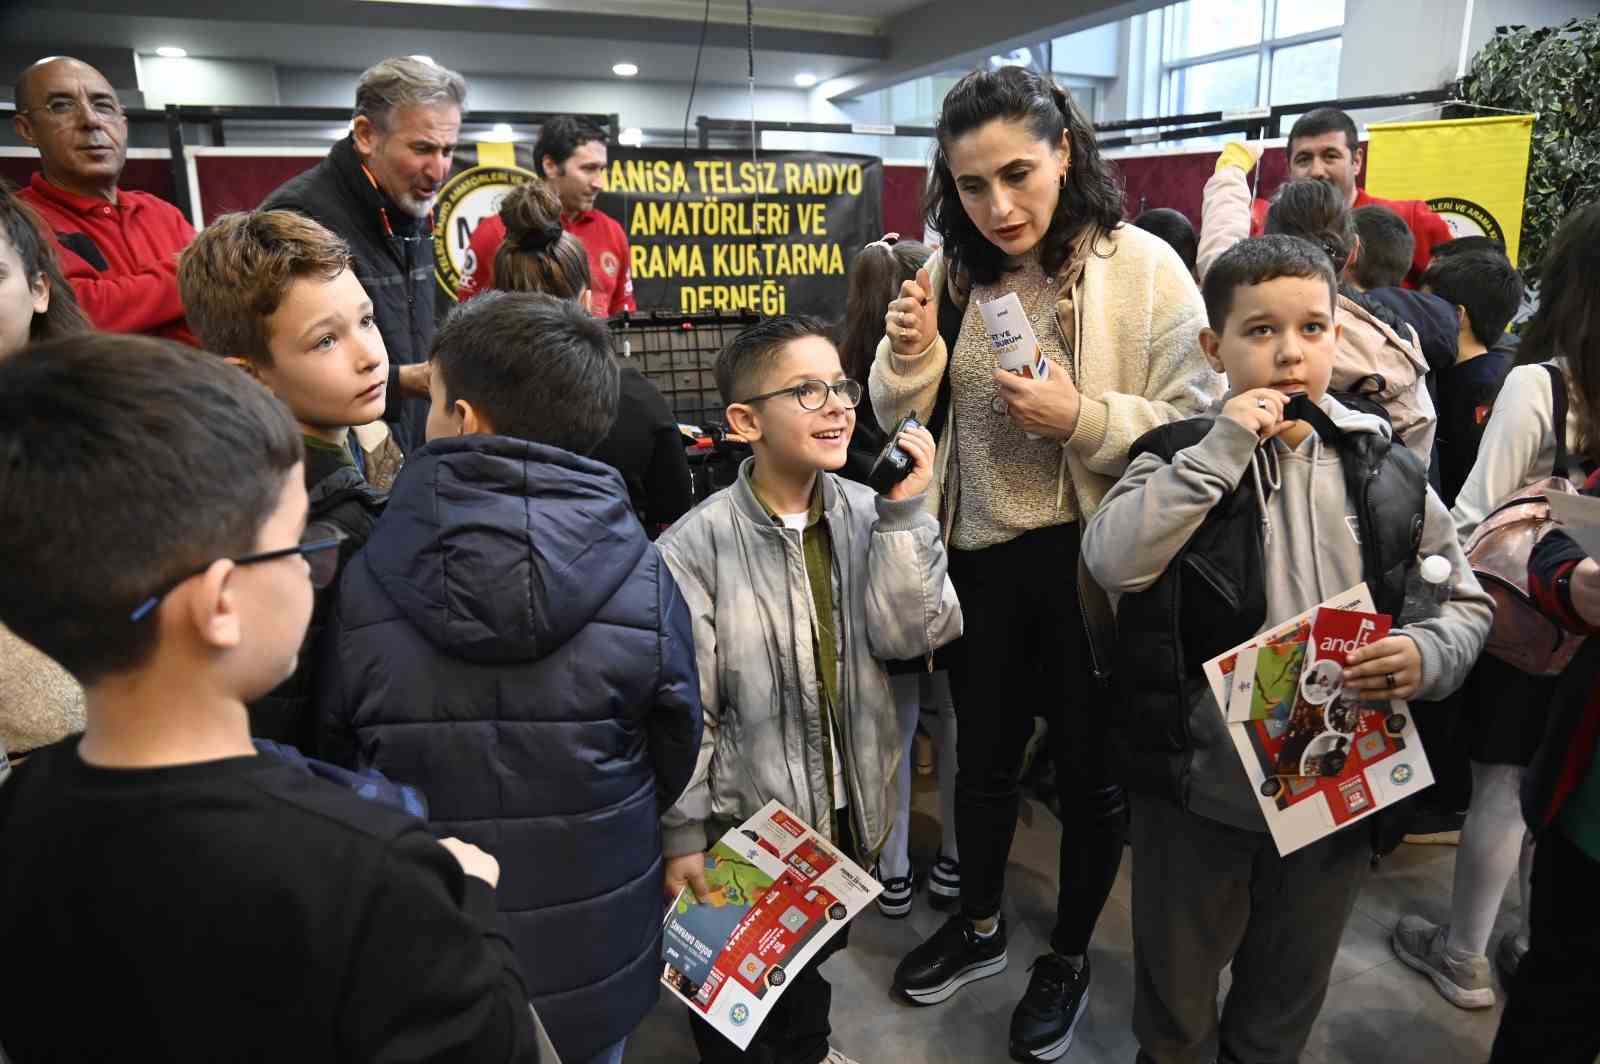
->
[1385, 673, 1396, 689]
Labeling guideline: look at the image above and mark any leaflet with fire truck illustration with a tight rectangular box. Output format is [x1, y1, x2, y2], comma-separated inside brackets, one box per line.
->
[1201, 583, 1434, 856]
[660, 801, 882, 1049]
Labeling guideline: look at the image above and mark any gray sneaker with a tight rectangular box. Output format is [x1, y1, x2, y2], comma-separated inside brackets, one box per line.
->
[1392, 915, 1495, 1009]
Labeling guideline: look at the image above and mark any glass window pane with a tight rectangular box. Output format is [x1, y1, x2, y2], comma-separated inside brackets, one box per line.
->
[1168, 0, 1264, 61]
[1269, 38, 1342, 106]
[1176, 54, 1261, 113]
[1275, 0, 1345, 37]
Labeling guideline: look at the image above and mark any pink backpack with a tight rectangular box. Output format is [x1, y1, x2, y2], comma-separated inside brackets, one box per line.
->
[1461, 364, 1587, 676]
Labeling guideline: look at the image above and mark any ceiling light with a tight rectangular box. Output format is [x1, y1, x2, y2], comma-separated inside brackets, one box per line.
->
[619, 127, 644, 146]
[613, 62, 639, 77]
[794, 72, 818, 88]
[155, 46, 187, 58]
[487, 122, 516, 141]
[411, 54, 436, 65]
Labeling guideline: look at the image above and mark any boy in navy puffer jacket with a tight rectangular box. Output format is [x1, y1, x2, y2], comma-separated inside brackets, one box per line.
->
[320, 291, 703, 1064]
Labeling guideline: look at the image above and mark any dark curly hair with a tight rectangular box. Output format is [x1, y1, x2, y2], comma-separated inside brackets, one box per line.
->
[925, 67, 1124, 287]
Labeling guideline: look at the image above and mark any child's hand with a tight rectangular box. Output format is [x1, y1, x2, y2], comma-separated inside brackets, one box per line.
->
[1344, 635, 1423, 700]
[1220, 388, 1292, 440]
[439, 837, 500, 887]
[664, 852, 713, 903]
[887, 423, 937, 501]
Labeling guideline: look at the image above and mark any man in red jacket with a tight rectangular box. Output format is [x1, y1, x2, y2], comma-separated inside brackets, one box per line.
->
[12, 56, 196, 344]
[459, 117, 636, 316]
[1249, 107, 1452, 288]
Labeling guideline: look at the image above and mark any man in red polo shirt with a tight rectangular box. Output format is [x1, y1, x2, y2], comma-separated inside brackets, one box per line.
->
[12, 56, 197, 343]
[1250, 107, 1452, 289]
[459, 117, 635, 315]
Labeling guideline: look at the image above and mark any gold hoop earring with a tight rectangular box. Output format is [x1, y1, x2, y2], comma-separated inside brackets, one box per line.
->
[1059, 171, 1068, 189]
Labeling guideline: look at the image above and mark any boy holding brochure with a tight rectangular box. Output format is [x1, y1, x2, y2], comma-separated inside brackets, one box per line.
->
[1081, 235, 1491, 1064]
[658, 315, 963, 1064]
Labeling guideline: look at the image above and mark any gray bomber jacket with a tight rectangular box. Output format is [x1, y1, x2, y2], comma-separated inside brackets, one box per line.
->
[657, 459, 963, 861]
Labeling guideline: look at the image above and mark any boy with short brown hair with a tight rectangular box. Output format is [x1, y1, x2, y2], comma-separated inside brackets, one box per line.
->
[178, 210, 389, 749]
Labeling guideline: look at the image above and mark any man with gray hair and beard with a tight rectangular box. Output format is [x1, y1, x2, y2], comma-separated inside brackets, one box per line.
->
[263, 56, 465, 453]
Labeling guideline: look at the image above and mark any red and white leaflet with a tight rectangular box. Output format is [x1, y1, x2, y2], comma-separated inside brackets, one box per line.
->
[660, 801, 881, 1049]
[1227, 604, 1433, 855]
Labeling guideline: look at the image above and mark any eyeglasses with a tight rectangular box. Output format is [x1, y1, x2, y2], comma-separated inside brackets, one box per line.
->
[734, 378, 863, 411]
[129, 523, 347, 622]
[23, 97, 125, 122]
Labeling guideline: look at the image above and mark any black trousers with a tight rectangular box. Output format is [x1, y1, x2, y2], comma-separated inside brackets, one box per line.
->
[1491, 826, 1600, 1063]
[690, 815, 856, 1064]
[946, 522, 1129, 955]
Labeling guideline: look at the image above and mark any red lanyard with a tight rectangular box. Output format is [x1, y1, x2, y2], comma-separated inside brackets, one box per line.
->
[360, 162, 434, 237]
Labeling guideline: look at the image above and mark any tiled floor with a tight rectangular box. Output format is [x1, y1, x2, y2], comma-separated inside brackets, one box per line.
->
[626, 778, 1515, 1064]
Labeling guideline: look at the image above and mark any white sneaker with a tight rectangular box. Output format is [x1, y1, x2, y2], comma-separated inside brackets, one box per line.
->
[1391, 915, 1495, 1009]
[823, 1048, 862, 1064]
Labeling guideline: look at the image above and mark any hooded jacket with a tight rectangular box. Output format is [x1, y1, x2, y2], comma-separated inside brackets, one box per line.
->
[319, 435, 702, 1063]
[262, 137, 436, 454]
[1362, 286, 1459, 378]
[1083, 395, 1492, 828]
[657, 462, 962, 861]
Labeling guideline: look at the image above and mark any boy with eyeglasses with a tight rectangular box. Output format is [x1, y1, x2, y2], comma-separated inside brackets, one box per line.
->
[178, 209, 390, 751]
[0, 334, 544, 1061]
[657, 314, 963, 1064]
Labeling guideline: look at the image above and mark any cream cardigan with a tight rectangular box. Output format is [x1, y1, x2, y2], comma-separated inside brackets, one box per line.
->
[868, 224, 1222, 534]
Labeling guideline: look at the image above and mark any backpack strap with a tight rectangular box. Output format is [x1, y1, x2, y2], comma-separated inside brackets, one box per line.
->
[1545, 362, 1570, 478]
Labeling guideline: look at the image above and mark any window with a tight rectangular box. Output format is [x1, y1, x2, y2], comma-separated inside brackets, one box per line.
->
[1160, 0, 1344, 114]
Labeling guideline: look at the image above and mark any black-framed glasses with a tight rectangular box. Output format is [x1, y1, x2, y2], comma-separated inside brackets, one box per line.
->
[25, 97, 125, 122]
[129, 523, 347, 622]
[734, 378, 862, 411]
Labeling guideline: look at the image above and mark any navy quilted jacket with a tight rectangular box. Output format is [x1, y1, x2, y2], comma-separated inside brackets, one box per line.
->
[319, 434, 702, 1061]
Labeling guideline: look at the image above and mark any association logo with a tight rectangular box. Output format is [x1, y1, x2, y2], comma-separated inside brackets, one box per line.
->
[431, 164, 537, 297]
[601, 250, 621, 278]
[1391, 763, 1414, 786]
[1427, 196, 1505, 245]
[729, 1004, 750, 1027]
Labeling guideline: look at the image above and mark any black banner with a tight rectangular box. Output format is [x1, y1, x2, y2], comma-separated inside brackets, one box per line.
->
[599, 148, 884, 319]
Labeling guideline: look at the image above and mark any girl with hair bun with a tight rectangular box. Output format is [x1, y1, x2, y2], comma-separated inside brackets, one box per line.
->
[494, 179, 592, 302]
[872, 66, 1219, 1060]
[492, 177, 693, 536]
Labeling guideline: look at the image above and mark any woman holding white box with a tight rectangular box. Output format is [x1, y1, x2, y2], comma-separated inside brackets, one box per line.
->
[870, 65, 1220, 1062]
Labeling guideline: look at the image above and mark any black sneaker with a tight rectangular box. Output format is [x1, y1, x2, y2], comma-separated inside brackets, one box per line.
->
[927, 855, 961, 911]
[893, 914, 1008, 1005]
[1009, 953, 1090, 1062]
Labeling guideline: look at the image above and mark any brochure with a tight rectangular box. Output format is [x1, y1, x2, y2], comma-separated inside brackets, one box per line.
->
[977, 291, 1049, 379]
[660, 801, 882, 1049]
[1202, 583, 1434, 855]
[1547, 489, 1600, 562]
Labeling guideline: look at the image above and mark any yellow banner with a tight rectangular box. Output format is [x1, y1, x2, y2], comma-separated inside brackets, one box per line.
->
[1365, 114, 1535, 263]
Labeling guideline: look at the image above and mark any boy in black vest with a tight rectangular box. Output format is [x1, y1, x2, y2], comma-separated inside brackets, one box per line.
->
[1082, 235, 1491, 1064]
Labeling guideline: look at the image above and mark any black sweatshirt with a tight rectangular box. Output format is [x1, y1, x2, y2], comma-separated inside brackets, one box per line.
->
[0, 738, 543, 1063]
[588, 365, 694, 537]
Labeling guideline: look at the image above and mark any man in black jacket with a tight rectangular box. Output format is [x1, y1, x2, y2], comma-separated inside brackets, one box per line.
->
[262, 56, 463, 453]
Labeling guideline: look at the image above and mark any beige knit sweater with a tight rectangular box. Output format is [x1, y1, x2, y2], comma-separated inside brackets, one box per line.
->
[869, 224, 1223, 540]
[1, 623, 85, 755]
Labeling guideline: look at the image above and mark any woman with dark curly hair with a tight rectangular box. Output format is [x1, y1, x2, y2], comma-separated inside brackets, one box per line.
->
[871, 67, 1219, 1060]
